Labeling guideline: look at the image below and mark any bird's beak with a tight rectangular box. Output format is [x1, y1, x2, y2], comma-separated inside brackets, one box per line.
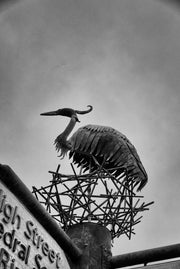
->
[40, 108, 80, 122]
[40, 110, 59, 116]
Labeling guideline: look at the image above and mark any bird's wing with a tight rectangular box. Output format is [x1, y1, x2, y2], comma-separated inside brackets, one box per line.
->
[69, 124, 148, 190]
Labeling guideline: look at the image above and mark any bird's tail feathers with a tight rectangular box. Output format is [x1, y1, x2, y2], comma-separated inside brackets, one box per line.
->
[133, 176, 148, 192]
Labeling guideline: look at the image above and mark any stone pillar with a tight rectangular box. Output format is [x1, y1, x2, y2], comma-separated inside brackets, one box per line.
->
[66, 222, 112, 269]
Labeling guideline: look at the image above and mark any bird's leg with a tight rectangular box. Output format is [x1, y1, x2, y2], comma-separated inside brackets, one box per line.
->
[87, 157, 93, 222]
[87, 186, 91, 222]
[79, 166, 83, 175]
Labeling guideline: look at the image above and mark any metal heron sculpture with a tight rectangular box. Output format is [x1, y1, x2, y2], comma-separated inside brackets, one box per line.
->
[40, 105, 148, 191]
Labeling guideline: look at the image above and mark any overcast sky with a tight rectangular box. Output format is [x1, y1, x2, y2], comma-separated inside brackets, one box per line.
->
[0, 0, 180, 257]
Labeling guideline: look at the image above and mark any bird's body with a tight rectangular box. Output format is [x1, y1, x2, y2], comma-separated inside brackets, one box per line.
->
[41, 106, 148, 191]
[69, 124, 147, 191]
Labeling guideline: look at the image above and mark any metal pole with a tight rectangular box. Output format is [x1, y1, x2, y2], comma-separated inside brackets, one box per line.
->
[110, 243, 180, 268]
[67, 222, 112, 269]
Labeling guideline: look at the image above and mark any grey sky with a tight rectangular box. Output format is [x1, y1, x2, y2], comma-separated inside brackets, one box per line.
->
[0, 0, 180, 256]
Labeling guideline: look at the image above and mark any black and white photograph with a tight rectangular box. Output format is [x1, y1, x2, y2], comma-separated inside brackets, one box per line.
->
[0, 1, 180, 268]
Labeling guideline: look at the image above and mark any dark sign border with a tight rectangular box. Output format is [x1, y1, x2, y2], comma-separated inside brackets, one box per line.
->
[0, 164, 82, 262]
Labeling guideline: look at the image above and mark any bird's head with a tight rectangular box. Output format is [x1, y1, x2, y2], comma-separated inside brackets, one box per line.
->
[40, 105, 93, 122]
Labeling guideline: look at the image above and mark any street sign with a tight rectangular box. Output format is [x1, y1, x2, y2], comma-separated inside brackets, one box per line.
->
[0, 166, 71, 269]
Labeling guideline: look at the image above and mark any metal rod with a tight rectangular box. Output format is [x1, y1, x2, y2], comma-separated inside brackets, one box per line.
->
[33, 164, 153, 239]
[110, 243, 180, 268]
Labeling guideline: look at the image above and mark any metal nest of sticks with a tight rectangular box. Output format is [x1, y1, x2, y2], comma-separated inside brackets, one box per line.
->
[32, 164, 153, 240]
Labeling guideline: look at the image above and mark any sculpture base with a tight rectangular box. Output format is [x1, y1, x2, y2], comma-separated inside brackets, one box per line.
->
[66, 222, 112, 269]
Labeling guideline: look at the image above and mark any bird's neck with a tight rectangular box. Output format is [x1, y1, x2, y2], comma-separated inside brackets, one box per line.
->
[62, 116, 76, 139]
